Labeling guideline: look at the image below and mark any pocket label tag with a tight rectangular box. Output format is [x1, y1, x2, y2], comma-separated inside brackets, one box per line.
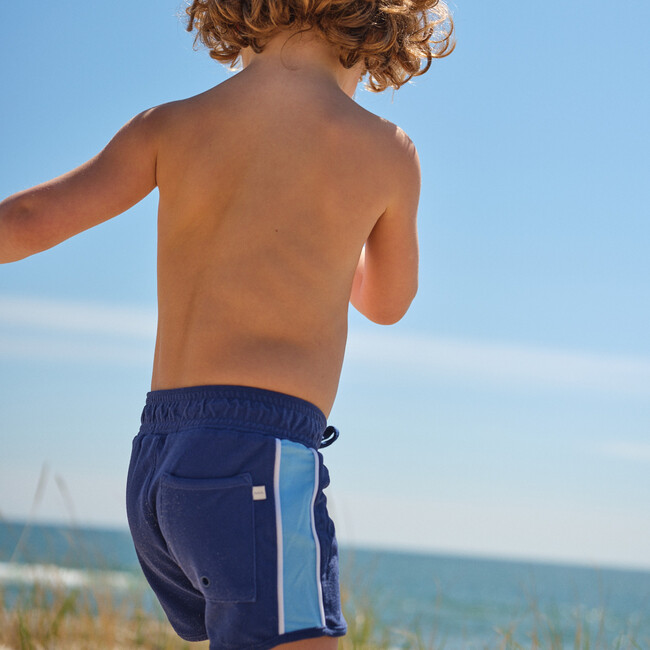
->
[252, 485, 267, 501]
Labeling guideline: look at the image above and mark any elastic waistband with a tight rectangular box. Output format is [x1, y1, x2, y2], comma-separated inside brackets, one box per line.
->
[138, 384, 328, 449]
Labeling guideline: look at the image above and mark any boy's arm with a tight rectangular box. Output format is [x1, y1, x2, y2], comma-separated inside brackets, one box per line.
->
[0, 107, 162, 263]
[350, 133, 420, 325]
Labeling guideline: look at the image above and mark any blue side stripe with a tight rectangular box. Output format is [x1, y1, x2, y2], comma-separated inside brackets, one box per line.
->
[278, 439, 324, 632]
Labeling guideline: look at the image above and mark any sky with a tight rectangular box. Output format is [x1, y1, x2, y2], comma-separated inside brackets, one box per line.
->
[1, 1, 649, 572]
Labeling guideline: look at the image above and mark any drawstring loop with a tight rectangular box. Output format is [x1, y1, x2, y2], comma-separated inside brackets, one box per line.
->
[319, 425, 339, 448]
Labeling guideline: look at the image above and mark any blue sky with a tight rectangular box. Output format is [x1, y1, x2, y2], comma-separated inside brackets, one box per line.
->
[1, 1, 649, 571]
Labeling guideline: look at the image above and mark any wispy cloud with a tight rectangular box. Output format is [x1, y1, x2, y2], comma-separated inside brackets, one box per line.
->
[0, 334, 151, 366]
[346, 329, 650, 395]
[0, 294, 154, 366]
[2, 294, 650, 396]
[0, 295, 155, 338]
[592, 441, 650, 463]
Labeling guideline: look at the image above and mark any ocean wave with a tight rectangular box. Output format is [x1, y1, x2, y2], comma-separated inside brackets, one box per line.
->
[0, 561, 136, 590]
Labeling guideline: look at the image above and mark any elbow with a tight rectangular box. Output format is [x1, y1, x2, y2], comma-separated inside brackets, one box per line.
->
[368, 302, 414, 326]
[360, 284, 418, 326]
[368, 312, 404, 326]
[365, 303, 409, 325]
[0, 197, 42, 263]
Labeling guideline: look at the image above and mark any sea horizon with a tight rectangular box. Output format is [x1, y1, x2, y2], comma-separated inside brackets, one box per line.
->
[2, 516, 649, 576]
[2, 518, 649, 649]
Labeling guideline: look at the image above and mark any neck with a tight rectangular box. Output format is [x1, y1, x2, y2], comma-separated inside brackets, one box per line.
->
[240, 27, 364, 99]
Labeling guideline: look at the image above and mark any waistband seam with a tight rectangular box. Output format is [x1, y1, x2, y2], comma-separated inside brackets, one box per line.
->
[137, 420, 322, 448]
[144, 386, 324, 418]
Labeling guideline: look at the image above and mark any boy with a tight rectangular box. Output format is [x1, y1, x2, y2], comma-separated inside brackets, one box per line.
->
[0, 0, 454, 647]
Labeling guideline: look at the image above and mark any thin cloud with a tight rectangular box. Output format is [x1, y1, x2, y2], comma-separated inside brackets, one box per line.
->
[593, 441, 650, 463]
[0, 294, 155, 338]
[0, 334, 151, 366]
[346, 329, 650, 395]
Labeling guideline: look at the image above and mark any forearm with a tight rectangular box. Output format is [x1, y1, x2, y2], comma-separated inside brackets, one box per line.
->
[349, 246, 366, 311]
[350, 246, 403, 325]
[349, 240, 418, 325]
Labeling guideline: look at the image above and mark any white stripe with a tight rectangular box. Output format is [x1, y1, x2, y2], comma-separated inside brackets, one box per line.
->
[309, 448, 326, 627]
[274, 440, 285, 635]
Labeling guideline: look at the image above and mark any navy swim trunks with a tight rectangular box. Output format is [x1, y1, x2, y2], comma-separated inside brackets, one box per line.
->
[126, 385, 346, 649]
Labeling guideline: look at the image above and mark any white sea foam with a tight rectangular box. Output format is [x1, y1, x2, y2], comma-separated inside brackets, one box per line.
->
[0, 561, 133, 590]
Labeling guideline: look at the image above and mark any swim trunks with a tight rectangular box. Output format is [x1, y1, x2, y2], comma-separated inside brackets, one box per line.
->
[126, 385, 347, 649]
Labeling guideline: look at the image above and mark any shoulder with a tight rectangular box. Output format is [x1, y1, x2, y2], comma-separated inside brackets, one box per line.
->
[375, 120, 421, 201]
[356, 107, 421, 177]
[340, 107, 421, 211]
[387, 123, 421, 179]
[129, 86, 232, 144]
[127, 100, 182, 135]
[126, 91, 208, 137]
[113, 103, 172, 153]
[344, 103, 420, 166]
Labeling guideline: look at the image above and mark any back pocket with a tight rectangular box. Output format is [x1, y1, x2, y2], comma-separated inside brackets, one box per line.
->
[159, 472, 256, 603]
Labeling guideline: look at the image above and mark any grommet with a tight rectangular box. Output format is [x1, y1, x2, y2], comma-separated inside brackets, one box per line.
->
[201, 576, 210, 587]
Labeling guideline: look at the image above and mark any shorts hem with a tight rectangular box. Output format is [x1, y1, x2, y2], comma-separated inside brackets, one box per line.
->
[176, 630, 209, 642]
[209, 626, 347, 650]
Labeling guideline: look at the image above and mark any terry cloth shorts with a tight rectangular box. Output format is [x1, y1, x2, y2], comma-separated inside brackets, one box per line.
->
[126, 384, 346, 650]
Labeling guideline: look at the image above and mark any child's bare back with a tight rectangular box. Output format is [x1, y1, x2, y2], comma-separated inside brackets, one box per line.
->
[152, 36, 420, 415]
[0, 7, 454, 648]
[0, 26, 420, 417]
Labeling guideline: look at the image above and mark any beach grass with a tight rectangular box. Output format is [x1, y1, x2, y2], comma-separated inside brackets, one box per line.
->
[1, 575, 646, 650]
[0, 581, 209, 650]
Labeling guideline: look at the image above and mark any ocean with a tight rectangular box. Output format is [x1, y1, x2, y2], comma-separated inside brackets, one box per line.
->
[1, 520, 648, 649]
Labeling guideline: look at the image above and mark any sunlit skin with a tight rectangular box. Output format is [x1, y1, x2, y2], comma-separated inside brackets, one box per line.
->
[0, 25, 420, 421]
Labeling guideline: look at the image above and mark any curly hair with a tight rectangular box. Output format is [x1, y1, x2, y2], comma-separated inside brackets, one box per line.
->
[185, 0, 455, 92]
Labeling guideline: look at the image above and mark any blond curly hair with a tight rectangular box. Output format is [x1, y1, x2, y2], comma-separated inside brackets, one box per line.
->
[185, 0, 455, 92]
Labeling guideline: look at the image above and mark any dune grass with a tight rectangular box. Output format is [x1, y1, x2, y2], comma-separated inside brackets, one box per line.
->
[0, 574, 646, 650]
